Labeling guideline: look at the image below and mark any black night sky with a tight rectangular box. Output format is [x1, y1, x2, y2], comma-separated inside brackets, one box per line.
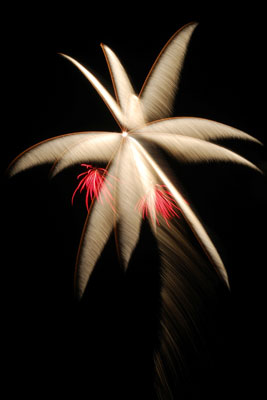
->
[3, 4, 267, 399]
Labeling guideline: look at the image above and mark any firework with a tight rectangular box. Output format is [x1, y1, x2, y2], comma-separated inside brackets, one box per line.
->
[8, 22, 262, 399]
[8, 21, 261, 295]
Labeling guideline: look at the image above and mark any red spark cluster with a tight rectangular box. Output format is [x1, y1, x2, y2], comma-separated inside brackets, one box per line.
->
[136, 184, 181, 226]
[72, 164, 113, 211]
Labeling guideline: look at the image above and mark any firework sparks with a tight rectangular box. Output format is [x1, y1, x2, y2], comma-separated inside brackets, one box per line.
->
[8, 23, 263, 400]
[136, 184, 181, 227]
[71, 164, 113, 211]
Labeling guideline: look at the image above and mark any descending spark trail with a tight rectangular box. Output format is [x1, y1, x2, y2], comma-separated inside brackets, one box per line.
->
[8, 22, 262, 400]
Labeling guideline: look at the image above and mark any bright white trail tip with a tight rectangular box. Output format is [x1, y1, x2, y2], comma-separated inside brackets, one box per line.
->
[8, 22, 263, 400]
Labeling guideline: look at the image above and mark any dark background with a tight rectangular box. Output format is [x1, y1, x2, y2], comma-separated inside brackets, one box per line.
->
[3, 4, 267, 399]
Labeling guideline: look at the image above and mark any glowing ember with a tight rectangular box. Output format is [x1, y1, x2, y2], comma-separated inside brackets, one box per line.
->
[136, 184, 181, 226]
[72, 164, 113, 211]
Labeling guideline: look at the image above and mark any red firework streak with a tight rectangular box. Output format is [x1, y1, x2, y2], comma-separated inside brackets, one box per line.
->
[136, 184, 181, 227]
[72, 164, 114, 211]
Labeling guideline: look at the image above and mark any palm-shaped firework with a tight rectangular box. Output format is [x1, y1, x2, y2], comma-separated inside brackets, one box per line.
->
[8, 22, 262, 398]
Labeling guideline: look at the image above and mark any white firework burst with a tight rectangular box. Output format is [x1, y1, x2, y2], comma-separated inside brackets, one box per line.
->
[8, 22, 262, 399]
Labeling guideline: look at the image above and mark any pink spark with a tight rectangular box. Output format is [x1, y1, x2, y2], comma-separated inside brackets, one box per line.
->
[136, 184, 181, 227]
[72, 164, 114, 211]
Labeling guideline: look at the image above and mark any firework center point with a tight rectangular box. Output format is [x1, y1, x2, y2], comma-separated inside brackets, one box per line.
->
[122, 131, 128, 137]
